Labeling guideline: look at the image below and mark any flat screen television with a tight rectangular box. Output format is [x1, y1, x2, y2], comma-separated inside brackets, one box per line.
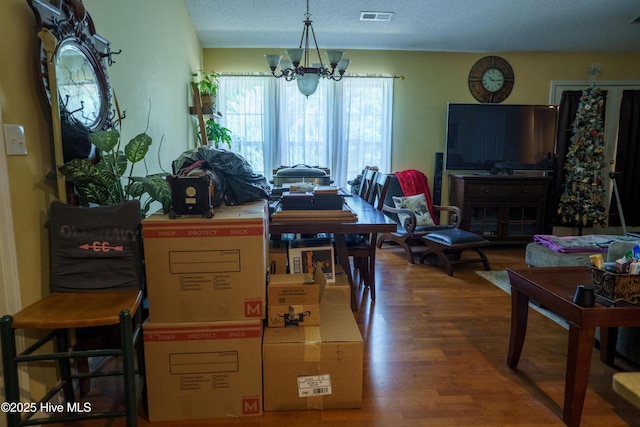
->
[445, 103, 559, 172]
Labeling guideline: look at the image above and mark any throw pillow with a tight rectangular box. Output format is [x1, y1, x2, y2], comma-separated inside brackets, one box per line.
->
[392, 194, 435, 228]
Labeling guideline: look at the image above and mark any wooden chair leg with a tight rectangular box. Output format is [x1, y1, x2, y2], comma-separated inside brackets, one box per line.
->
[358, 257, 367, 286]
[368, 252, 376, 300]
[475, 247, 491, 271]
[436, 250, 454, 276]
[1, 315, 21, 427]
[400, 241, 416, 264]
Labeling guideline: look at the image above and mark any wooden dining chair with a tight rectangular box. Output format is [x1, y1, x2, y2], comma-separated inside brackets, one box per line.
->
[348, 167, 377, 291]
[0, 200, 146, 427]
[347, 172, 391, 300]
[369, 172, 392, 212]
[356, 166, 378, 202]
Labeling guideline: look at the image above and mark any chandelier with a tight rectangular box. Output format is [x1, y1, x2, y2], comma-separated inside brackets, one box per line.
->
[264, 0, 351, 97]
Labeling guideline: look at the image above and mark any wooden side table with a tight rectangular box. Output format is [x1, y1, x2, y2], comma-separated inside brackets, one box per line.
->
[506, 267, 640, 427]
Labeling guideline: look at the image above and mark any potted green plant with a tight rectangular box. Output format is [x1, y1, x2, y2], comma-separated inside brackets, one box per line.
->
[191, 70, 219, 109]
[58, 112, 172, 217]
[203, 119, 232, 149]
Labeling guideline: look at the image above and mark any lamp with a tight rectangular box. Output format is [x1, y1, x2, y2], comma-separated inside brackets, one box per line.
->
[264, 0, 351, 97]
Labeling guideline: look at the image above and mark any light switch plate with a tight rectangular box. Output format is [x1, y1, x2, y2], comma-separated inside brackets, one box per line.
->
[4, 124, 27, 156]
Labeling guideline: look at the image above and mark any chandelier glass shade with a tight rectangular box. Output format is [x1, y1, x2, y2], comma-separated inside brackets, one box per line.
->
[264, 0, 351, 97]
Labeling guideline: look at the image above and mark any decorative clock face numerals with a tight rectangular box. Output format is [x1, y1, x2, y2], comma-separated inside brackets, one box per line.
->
[468, 56, 514, 103]
[481, 68, 504, 92]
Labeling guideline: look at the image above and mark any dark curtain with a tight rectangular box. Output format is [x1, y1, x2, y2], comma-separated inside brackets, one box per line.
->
[551, 89, 607, 226]
[609, 90, 640, 227]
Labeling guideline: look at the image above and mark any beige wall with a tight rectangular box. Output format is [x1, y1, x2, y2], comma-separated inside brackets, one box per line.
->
[205, 48, 640, 184]
[0, 0, 202, 400]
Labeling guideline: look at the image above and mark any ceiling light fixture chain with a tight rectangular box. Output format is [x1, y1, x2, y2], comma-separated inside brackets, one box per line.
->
[264, 0, 351, 97]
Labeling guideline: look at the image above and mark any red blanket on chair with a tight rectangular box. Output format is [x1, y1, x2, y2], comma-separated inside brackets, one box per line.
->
[395, 169, 438, 224]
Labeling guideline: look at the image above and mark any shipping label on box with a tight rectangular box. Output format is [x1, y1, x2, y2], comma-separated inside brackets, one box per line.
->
[142, 200, 268, 322]
[143, 319, 263, 422]
[298, 374, 332, 397]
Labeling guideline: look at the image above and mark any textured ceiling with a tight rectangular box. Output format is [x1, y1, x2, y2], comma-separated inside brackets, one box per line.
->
[184, 0, 640, 52]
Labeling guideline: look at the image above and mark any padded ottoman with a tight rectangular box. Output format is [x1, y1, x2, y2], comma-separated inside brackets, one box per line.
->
[525, 243, 593, 267]
[419, 229, 490, 276]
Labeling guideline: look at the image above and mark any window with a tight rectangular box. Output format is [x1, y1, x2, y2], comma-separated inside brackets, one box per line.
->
[217, 75, 393, 188]
[217, 76, 274, 177]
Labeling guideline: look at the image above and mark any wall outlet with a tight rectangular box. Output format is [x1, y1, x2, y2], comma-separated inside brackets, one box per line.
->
[3, 124, 27, 156]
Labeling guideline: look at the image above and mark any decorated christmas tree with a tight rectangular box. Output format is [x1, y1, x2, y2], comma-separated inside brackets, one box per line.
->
[557, 66, 607, 234]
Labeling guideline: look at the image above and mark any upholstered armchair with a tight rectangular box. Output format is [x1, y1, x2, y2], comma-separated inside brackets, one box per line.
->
[377, 171, 462, 264]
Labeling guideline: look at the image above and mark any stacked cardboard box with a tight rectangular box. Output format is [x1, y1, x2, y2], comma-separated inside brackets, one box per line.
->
[141, 201, 268, 322]
[327, 265, 352, 302]
[142, 319, 263, 421]
[266, 268, 326, 327]
[141, 200, 268, 421]
[262, 285, 363, 410]
[263, 258, 363, 410]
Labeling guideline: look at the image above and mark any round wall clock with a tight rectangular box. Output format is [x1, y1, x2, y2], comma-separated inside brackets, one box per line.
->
[468, 56, 514, 103]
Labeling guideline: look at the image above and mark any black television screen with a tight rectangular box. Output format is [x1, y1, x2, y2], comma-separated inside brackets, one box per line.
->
[445, 103, 558, 171]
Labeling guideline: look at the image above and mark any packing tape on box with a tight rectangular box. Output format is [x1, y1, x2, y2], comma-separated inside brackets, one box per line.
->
[306, 395, 324, 410]
[304, 326, 321, 363]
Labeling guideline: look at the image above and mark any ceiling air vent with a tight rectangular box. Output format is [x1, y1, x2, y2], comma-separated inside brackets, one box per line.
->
[360, 11, 393, 22]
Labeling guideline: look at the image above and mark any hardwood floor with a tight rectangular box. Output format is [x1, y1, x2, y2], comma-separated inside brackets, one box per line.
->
[47, 245, 640, 426]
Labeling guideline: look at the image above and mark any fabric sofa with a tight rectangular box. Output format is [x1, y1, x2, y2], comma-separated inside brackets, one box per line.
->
[525, 240, 637, 268]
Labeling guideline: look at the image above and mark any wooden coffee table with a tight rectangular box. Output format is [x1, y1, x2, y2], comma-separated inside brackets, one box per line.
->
[506, 266, 640, 427]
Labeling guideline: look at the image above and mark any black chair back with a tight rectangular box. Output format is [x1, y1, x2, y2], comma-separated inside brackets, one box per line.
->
[49, 200, 144, 292]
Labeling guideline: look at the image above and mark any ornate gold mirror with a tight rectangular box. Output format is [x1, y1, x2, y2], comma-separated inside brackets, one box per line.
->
[28, 0, 119, 131]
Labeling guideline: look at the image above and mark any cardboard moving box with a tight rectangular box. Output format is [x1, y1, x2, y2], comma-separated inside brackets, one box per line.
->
[262, 290, 363, 410]
[325, 265, 351, 303]
[143, 319, 263, 421]
[267, 269, 326, 327]
[267, 270, 326, 306]
[267, 303, 320, 327]
[142, 200, 268, 322]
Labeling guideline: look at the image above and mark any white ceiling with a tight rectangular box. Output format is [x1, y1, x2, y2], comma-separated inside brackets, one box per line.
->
[184, 0, 640, 52]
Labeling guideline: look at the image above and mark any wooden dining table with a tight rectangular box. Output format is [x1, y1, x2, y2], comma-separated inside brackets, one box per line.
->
[269, 194, 396, 311]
